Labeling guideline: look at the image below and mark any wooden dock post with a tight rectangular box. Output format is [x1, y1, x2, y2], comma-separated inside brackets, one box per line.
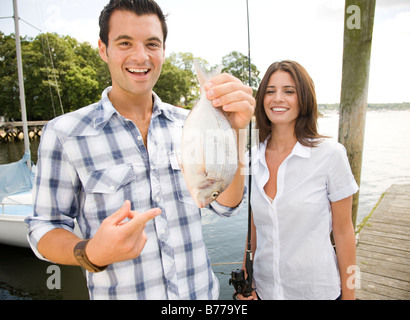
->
[0, 121, 46, 143]
[338, 0, 376, 227]
[356, 184, 410, 300]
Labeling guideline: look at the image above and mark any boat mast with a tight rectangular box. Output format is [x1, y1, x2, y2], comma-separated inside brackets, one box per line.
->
[13, 0, 31, 169]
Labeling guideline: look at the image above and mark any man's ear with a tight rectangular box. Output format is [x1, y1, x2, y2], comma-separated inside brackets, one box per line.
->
[98, 39, 108, 62]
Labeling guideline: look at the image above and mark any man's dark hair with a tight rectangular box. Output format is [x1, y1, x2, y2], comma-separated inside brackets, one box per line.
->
[99, 0, 168, 47]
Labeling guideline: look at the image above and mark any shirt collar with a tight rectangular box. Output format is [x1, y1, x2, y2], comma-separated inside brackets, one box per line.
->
[152, 92, 184, 126]
[94, 87, 183, 129]
[292, 141, 311, 158]
[94, 87, 117, 129]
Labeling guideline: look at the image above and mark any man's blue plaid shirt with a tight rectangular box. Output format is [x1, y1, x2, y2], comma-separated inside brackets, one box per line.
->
[26, 87, 244, 300]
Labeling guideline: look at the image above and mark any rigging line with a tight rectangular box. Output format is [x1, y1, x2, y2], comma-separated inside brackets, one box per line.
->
[0, 15, 43, 32]
[19, 17, 42, 32]
[36, 4, 65, 116]
[3, 4, 65, 116]
[44, 33, 65, 115]
[211, 262, 242, 266]
[23, 0, 65, 116]
[39, 34, 57, 118]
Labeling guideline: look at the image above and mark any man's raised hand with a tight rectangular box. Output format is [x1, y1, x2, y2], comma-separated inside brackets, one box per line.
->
[85, 200, 161, 267]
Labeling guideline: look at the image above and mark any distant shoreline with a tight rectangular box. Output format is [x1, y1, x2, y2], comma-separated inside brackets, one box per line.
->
[318, 102, 410, 111]
[0, 104, 409, 125]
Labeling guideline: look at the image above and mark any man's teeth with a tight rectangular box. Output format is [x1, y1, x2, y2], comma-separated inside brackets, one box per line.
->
[272, 107, 287, 112]
[128, 68, 148, 73]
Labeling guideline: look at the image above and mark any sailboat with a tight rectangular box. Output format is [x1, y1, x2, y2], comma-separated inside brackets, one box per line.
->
[0, 0, 81, 248]
[0, 0, 35, 248]
[0, 151, 35, 247]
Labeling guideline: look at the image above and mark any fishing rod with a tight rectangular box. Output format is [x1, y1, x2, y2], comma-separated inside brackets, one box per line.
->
[245, 0, 254, 296]
[229, 0, 254, 299]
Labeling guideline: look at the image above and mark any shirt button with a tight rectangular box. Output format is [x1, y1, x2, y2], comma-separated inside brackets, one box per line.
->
[109, 185, 115, 191]
[137, 136, 142, 141]
[155, 196, 161, 202]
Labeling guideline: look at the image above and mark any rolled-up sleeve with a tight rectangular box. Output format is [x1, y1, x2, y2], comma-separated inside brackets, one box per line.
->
[208, 185, 247, 218]
[25, 123, 79, 256]
[326, 143, 359, 202]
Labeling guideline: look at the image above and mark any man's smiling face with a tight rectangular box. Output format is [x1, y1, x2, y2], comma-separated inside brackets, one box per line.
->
[98, 10, 165, 99]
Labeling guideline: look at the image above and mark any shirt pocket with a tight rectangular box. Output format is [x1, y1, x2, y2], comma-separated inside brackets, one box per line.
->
[82, 163, 140, 222]
[84, 163, 135, 194]
[168, 151, 196, 206]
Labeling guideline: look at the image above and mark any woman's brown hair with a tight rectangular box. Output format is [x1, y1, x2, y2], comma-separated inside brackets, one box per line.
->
[255, 60, 326, 147]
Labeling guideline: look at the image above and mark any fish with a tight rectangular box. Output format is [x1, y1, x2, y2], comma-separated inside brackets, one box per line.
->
[179, 61, 238, 208]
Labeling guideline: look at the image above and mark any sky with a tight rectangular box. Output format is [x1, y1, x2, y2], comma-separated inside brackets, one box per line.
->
[1, 0, 409, 104]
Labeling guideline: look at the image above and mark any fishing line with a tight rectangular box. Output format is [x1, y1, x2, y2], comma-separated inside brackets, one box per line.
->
[245, 0, 254, 294]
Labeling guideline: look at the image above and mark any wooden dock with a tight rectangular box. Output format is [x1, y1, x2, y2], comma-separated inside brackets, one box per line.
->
[0, 121, 47, 142]
[356, 184, 410, 300]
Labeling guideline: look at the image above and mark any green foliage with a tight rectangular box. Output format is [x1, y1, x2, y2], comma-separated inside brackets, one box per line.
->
[155, 51, 261, 108]
[0, 31, 260, 119]
[0, 31, 110, 120]
[154, 54, 194, 108]
[154, 52, 212, 108]
[222, 51, 260, 92]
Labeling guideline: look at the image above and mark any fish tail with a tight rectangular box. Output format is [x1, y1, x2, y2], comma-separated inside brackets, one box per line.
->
[194, 60, 222, 88]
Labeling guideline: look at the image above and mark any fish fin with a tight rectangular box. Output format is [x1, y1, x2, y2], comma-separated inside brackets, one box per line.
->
[194, 60, 222, 88]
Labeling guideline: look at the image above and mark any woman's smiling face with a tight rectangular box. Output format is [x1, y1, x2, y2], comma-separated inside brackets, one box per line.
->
[263, 70, 300, 128]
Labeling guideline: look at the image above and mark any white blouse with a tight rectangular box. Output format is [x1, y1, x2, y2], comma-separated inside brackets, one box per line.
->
[249, 139, 358, 300]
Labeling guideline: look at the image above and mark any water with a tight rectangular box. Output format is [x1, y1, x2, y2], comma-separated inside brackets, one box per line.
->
[207, 110, 410, 299]
[1, 110, 409, 300]
[0, 244, 89, 300]
[0, 138, 39, 165]
[317, 110, 410, 222]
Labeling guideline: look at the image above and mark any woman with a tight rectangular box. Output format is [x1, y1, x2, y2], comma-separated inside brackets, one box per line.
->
[239, 60, 358, 300]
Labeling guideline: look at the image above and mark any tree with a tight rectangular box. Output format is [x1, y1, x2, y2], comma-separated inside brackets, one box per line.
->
[155, 51, 261, 109]
[154, 52, 210, 108]
[154, 58, 187, 107]
[0, 32, 259, 119]
[32, 33, 109, 115]
[167, 52, 208, 107]
[0, 31, 30, 120]
[0, 32, 110, 120]
[221, 51, 260, 92]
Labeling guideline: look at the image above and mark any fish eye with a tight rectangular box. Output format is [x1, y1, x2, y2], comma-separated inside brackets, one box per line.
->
[211, 191, 220, 200]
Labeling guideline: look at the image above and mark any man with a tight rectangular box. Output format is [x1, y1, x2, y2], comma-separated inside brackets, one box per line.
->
[26, 0, 255, 300]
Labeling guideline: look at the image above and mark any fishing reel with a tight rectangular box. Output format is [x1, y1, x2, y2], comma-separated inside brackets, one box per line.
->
[229, 268, 254, 300]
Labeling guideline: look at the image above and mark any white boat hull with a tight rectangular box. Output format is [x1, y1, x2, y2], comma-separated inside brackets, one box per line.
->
[0, 191, 33, 247]
[0, 214, 29, 247]
[0, 191, 82, 248]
